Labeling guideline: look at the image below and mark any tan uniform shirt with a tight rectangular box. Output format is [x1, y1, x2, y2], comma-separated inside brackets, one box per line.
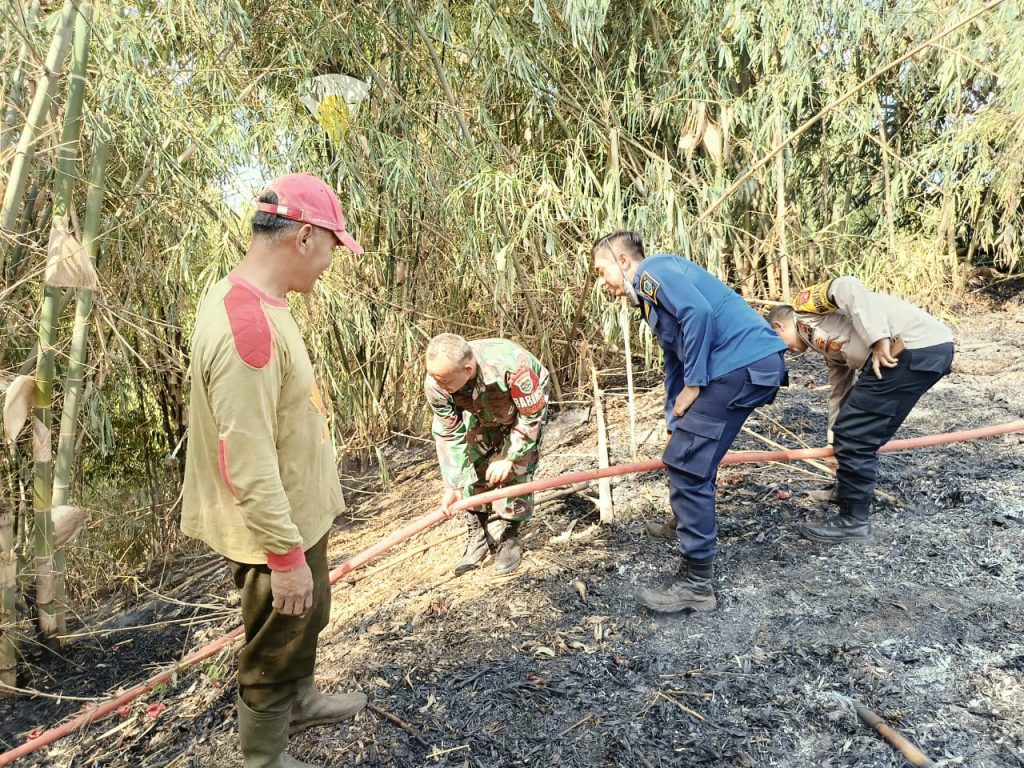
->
[181, 274, 344, 564]
[795, 277, 954, 440]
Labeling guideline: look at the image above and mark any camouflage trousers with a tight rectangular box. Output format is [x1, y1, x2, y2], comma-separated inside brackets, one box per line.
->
[462, 424, 541, 522]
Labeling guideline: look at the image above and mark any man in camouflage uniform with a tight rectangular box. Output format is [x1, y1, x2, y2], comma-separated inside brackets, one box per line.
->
[424, 333, 550, 575]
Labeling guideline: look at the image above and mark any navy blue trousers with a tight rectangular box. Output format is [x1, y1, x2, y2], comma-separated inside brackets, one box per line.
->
[663, 352, 787, 561]
[833, 342, 954, 503]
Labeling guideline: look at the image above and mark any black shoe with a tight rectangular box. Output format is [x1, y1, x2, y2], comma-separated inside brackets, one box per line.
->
[493, 521, 523, 575]
[454, 512, 493, 576]
[644, 516, 676, 540]
[798, 513, 870, 543]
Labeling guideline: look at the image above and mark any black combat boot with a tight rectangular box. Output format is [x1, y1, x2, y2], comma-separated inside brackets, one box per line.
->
[453, 511, 493, 576]
[798, 499, 871, 543]
[493, 520, 523, 575]
[635, 557, 717, 613]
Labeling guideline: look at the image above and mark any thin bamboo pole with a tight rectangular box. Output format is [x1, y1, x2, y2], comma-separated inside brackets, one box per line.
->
[0, 0, 41, 158]
[51, 10, 97, 512]
[32, 283, 60, 641]
[33, 0, 88, 643]
[874, 93, 897, 255]
[775, 97, 790, 302]
[0, 492, 15, 689]
[50, 128, 105, 642]
[0, 0, 77, 240]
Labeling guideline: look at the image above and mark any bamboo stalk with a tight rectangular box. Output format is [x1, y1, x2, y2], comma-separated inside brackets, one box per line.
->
[0, 0, 41, 158]
[774, 97, 790, 302]
[32, 283, 60, 641]
[0, 497, 15, 691]
[33, 0, 89, 644]
[50, 123, 105, 640]
[0, 0, 77, 240]
[590, 364, 614, 523]
[873, 93, 897, 255]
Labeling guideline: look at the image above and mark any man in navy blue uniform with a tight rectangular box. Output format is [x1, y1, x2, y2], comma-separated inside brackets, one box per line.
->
[592, 231, 788, 613]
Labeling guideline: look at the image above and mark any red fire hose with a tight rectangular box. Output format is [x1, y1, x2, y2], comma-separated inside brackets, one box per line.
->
[2, 419, 1021, 765]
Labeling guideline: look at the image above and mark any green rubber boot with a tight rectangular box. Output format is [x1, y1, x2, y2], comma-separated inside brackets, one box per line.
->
[238, 697, 319, 768]
[290, 676, 367, 733]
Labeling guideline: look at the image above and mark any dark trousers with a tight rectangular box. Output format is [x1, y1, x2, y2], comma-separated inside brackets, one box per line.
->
[833, 342, 954, 503]
[228, 534, 331, 712]
[663, 352, 787, 561]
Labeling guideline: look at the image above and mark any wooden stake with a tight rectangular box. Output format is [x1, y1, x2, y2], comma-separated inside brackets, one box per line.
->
[590, 363, 614, 524]
[854, 701, 937, 768]
[619, 297, 637, 458]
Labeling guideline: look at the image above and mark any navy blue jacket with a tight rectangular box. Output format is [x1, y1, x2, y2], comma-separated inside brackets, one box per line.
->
[633, 254, 786, 428]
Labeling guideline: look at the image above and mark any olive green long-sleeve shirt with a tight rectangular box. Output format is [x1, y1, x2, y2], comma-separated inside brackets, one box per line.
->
[181, 274, 343, 565]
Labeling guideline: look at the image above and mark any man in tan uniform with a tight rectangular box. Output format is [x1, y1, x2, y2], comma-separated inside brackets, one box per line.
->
[769, 276, 954, 543]
[182, 173, 366, 768]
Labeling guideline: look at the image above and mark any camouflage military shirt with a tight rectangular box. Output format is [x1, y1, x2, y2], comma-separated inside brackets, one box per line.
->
[425, 338, 550, 500]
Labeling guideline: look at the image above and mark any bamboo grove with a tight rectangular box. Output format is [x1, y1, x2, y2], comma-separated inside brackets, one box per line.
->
[0, 0, 1021, 688]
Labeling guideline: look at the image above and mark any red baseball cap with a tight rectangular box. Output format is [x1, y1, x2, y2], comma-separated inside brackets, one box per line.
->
[256, 172, 364, 255]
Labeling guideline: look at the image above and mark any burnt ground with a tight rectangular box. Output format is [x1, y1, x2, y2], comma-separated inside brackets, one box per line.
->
[2, 296, 1024, 768]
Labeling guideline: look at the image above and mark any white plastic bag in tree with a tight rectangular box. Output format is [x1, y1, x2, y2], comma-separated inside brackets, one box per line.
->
[3, 374, 35, 445]
[46, 215, 99, 289]
[298, 74, 371, 143]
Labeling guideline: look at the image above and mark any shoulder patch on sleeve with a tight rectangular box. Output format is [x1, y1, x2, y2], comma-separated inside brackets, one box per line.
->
[509, 366, 545, 415]
[793, 280, 837, 314]
[224, 284, 273, 368]
[638, 271, 661, 305]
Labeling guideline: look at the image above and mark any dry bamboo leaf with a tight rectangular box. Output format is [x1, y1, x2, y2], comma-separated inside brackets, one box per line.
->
[702, 119, 723, 165]
[52, 506, 90, 548]
[32, 415, 51, 462]
[678, 103, 707, 156]
[3, 374, 35, 445]
[46, 215, 99, 289]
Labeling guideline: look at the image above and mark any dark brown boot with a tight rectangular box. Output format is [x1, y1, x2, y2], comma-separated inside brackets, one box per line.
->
[636, 557, 717, 613]
[454, 511, 493, 576]
[644, 514, 676, 540]
[493, 520, 523, 575]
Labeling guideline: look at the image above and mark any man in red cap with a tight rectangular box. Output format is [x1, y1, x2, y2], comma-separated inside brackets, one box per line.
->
[182, 173, 366, 767]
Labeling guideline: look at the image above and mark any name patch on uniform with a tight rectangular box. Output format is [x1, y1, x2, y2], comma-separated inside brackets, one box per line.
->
[638, 271, 661, 305]
[510, 367, 545, 415]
